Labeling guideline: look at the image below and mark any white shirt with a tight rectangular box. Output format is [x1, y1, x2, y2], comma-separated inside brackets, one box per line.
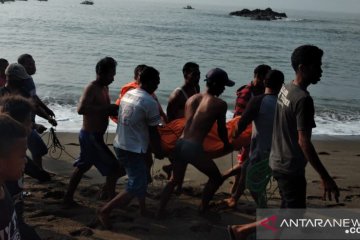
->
[113, 88, 161, 153]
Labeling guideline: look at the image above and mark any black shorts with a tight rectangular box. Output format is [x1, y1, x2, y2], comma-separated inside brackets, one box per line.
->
[273, 171, 307, 208]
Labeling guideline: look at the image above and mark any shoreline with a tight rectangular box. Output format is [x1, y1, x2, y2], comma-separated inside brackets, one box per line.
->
[22, 132, 360, 239]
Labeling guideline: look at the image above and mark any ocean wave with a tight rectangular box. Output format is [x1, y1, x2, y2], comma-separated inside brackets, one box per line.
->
[35, 103, 360, 136]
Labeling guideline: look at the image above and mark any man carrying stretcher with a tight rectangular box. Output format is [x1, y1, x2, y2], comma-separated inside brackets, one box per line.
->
[157, 68, 234, 217]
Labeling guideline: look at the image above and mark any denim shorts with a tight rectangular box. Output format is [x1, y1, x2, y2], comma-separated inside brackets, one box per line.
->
[114, 147, 147, 198]
[74, 130, 119, 176]
[273, 171, 307, 208]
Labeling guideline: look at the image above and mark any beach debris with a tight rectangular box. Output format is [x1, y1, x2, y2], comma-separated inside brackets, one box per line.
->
[230, 8, 287, 21]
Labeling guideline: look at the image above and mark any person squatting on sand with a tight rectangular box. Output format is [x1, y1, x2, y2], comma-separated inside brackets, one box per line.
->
[1, 95, 42, 240]
[63, 57, 125, 206]
[157, 68, 234, 218]
[162, 62, 201, 181]
[228, 45, 340, 240]
[222, 70, 284, 209]
[18, 54, 57, 172]
[0, 114, 28, 240]
[97, 66, 164, 229]
[223, 64, 271, 207]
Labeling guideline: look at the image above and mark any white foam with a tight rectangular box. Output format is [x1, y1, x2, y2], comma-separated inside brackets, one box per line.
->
[36, 104, 360, 136]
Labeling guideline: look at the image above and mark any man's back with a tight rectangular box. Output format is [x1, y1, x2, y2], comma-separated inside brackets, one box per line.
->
[182, 93, 226, 143]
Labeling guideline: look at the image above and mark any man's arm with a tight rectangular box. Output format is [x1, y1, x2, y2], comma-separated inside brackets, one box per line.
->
[166, 90, 182, 122]
[149, 126, 164, 159]
[33, 95, 55, 118]
[298, 130, 339, 202]
[217, 101, 232, 152]
[77, 85, 117, 116]
[33, 102, 57, 126]
[233, 96, 262, 139]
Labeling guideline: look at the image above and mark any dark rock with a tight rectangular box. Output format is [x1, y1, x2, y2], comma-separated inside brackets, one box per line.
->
[230, 8, 287, 21]
[81, 0, 93, 5]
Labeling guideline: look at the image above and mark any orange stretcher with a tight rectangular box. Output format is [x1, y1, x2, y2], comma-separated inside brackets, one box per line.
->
[158, 116, 251, 159]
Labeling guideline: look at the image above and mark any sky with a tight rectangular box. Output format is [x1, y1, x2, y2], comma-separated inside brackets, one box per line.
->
[143, 0, 360, 14]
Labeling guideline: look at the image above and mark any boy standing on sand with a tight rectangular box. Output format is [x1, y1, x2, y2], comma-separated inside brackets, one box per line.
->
[0, 114, 28, 240]
[157, 68, 234, 217]
[229, 45, 340, 239]
[98, 66, 164, 229]
[63, 57, 124, 206]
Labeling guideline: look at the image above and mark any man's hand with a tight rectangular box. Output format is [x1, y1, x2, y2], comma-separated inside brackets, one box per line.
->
[108, 104, 119, 116]
[48, 118, 57, 127]
[34, 124, 47, 134]
[223, 143, 234, 154]
[154, 151, 165, 160]
[47, 109, 56, 118]
[322, 176, 340, 203]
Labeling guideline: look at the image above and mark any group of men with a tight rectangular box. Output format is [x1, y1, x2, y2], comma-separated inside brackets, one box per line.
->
[0, 44, 340, 240]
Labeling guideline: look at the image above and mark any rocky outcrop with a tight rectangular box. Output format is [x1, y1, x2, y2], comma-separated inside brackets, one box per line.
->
[230, 8, 287, 21]
[81, 0, 93, 5]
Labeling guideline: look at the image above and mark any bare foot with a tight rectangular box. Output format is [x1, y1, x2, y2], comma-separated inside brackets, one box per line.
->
[224, 197, 238, 209]
[228, 224, 256, 240]
[97, 210, 112, 230]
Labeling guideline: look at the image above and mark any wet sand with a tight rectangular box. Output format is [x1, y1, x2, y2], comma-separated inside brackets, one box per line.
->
[22, 132, 360, 239]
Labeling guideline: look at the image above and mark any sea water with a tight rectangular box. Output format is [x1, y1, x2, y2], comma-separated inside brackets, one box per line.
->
[1, 0, 359, 135]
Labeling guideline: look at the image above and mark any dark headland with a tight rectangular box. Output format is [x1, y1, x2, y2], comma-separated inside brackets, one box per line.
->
[230, 8, 287, 21]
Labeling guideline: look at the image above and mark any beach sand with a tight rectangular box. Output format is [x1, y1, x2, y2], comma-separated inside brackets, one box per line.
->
[22, 132, 360, 240]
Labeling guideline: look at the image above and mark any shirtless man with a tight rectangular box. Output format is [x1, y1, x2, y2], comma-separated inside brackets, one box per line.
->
[166, 62, 200, 122]
[157, 68, 234, 217]
[163, 62, 200, 180]
[63, 57, 124, 205]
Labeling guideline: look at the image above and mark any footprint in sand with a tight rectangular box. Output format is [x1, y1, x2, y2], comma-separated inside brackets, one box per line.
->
[115, 215, 134, 223]
[307, 196, 323, 200]
[42, 190, 65, 200]
[69, 227, 94, 237]
[127, 226, 150, 233]
[79, 187, 99, 197]
[344, 194, 360, 202]
[189, 223, 213, 233]
[326, 203, 346, 208]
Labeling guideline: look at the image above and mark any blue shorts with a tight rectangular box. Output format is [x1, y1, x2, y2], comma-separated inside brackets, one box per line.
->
[74, 130, 119, 176]
[114, 147, 147, 198]
[27, 129, 48, 158]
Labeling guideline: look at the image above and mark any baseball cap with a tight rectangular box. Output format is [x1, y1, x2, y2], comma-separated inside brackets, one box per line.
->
[5, 63, 30, 80]
[204, 68, 235, 87]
